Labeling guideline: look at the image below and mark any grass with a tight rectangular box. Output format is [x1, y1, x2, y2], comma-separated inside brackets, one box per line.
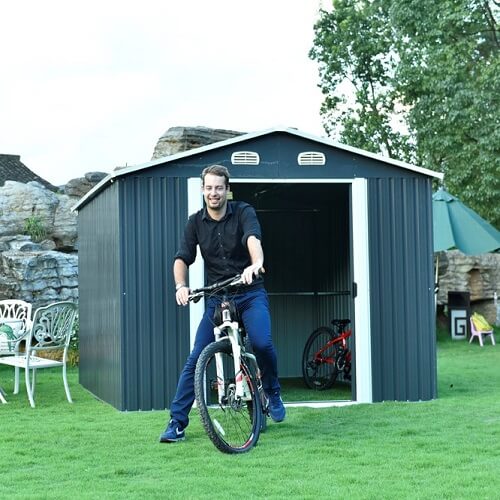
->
[1, 328, 499, 499]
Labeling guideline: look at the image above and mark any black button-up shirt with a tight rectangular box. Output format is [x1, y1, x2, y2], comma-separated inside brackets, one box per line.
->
[175, 201, 264, 286]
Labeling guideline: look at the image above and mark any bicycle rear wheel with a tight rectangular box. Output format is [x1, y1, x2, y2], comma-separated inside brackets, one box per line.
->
[195, 340, 262, 454]
[302, 327, 339, 390]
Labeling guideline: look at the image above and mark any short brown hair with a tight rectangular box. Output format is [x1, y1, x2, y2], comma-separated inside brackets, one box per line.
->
[201, 165, 230, 187]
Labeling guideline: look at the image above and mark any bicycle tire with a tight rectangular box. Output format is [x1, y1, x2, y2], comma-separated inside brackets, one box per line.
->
[244, 337, 268, 433]
[302, 326, 339, 390]
[195, 339, 262, 454]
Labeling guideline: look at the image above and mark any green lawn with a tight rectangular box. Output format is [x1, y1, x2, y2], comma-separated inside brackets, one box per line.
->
[1, 330, 499, 499]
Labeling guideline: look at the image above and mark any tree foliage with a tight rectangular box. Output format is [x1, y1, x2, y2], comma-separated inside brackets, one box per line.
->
[311, 0, 500, 227]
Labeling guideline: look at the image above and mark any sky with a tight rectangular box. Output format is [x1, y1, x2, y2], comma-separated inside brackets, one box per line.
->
[0, 0, 329, 186]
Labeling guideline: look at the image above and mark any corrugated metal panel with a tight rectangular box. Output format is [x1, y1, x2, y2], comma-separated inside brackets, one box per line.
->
[368, 177, 437, 402]
[78, 181, 123, 408]
[120, 176, 189, 410]
[270, 293, 352, 377]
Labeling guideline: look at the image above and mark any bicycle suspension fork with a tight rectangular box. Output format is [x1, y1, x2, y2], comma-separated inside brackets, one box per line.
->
[213, 317, 250, 402]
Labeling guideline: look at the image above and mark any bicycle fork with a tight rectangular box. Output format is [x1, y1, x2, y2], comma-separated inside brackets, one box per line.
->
[213, 318, 251, 403]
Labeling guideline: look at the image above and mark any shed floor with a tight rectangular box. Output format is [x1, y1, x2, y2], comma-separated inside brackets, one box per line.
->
[280, 377, 352, 403]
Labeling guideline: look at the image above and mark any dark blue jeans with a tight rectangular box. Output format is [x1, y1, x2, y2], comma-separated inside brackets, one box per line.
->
[169, 287, 280, 429]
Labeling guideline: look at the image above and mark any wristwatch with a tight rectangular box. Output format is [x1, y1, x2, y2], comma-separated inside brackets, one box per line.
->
[175, 283, 186, 291]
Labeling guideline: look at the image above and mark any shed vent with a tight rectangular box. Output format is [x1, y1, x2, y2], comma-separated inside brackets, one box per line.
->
[231, 151, 260, 165]
[298, 151, 326, 166]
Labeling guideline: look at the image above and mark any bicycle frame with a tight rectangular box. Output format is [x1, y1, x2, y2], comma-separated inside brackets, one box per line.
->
[190, 274, 260, 404]
[313, 329, 351, 365]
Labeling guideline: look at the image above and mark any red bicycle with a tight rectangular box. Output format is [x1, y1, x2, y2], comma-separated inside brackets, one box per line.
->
[302, 319, 352, 390]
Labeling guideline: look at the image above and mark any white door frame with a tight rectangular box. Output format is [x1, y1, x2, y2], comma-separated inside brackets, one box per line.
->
[185, 177, 372, 403]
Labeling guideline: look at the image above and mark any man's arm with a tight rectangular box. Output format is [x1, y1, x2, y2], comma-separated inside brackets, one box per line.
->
[173, 258, 190, 306]
[242, 235, 264, 285]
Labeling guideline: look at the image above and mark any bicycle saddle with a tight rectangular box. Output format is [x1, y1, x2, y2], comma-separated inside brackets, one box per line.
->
[331, 319, 351, 330]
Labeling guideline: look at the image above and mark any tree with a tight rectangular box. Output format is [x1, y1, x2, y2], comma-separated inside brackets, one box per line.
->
[310, 0, 500, 227]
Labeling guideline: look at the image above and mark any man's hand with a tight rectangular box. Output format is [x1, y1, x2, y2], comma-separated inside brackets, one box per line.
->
[241, 264, 263, 285]
[175, 286, 190, 306]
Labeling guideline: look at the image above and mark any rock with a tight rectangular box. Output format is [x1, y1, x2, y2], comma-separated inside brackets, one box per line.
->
[0, 181, 59, 238]
[0, 171, 106, 308]
[52, 194, 78, 251]
[151, 126, 244, 160]
[0, 250, 78, 309]
[436, 250, 500, 324]
[64, 171, 107, 197]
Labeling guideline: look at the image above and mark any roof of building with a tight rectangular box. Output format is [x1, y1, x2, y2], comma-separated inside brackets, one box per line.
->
[0, 154, 57, 191]
[74, 126, 444, 211]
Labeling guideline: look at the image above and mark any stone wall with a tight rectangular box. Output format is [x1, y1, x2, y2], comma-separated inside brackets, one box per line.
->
[0, 173, 106, 309]
[436, 250, 500, 324]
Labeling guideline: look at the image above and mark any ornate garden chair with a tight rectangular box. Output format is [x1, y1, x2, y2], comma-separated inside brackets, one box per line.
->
[0, 300, 33, 403]
[0, 301, 77, 407]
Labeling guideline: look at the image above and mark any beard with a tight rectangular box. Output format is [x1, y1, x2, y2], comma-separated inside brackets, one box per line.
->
[206, 196, 226, 211]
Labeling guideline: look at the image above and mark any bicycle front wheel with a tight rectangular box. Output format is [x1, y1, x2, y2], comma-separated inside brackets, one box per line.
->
[195, 340, 262, 454]
[302, 327, 339, 390]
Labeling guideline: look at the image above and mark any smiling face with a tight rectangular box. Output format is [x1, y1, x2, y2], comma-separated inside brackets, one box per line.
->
[202, 173, 229, 216]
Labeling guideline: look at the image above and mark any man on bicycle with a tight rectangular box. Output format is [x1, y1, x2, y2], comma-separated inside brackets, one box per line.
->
[160, 164, 286, 443]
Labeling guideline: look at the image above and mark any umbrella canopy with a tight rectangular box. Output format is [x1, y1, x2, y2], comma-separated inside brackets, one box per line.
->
[433, 187, 500, 254]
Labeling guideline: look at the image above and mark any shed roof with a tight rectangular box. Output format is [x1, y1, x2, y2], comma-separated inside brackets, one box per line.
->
[74, 126, 443, 211]
[0, 154, 57, 191]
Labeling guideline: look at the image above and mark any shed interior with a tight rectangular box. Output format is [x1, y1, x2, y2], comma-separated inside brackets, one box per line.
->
[231, 182, 355, 401]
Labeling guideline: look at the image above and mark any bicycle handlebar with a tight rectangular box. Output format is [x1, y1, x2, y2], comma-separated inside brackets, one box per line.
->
[188, 274, 244, 303]
[188, 270, 264, 303]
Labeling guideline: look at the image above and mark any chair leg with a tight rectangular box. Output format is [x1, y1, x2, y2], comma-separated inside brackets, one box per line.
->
[25, 367, 35, 408]
[62, 363, 72, 403]
[0, 387, 7, 404]
[14, 366, 20, 394]
[479, 334, 484, 347]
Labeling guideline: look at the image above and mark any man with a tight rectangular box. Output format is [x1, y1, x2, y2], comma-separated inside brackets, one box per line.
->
[160, 164, 285, 442]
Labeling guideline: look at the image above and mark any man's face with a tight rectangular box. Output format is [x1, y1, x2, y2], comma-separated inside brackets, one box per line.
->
[202, 173, 229, 212]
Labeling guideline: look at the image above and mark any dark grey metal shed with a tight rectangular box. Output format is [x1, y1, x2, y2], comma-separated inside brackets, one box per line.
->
[74, 127, 443, 411]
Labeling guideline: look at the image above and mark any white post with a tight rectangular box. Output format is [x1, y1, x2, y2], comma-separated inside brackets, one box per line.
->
[187, 178, 205, 349]
[352, 178, 373, 403]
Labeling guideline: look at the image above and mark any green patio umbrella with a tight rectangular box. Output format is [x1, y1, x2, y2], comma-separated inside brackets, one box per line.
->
[433, 187, 500, 255]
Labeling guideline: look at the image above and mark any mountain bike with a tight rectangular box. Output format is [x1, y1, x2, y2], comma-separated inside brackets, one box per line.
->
[302, 319, 352, 390]
[191, 274, 269, 454]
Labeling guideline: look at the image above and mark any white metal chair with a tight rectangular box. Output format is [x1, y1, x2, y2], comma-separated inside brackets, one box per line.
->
[0, 301, 77, 407]
[0, 300, 33, 403]
[469, 317, 496, 347]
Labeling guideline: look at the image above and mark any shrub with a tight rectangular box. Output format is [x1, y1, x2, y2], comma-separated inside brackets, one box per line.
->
[23, 215, 47, 243]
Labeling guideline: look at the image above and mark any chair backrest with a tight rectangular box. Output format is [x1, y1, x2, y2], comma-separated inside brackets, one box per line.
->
[29, 301, 78, 353]
[470, 317, 478, 335]
[471, 312, 492, 332]
[0, 300, 33, 354]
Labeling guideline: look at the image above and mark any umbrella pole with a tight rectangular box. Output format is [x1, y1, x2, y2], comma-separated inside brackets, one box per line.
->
[434, 255, 439, 313]
[435, 255, 439, 286]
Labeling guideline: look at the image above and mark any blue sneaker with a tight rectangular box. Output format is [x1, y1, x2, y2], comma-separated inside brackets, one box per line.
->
[159, 419, 185, 443]
[267, 391, 286, 422]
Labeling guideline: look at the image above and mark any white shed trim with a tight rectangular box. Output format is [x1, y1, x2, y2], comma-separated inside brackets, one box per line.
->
[352, 178, 373, 403]
[187, 177, 373, 404]
[187, 177, 205, 350]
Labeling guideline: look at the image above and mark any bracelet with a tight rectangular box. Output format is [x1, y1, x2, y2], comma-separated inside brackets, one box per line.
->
[175, 283, 186, 291]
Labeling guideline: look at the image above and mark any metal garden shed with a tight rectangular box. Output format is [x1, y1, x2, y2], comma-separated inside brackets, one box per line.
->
[74, 127, 443, 411]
